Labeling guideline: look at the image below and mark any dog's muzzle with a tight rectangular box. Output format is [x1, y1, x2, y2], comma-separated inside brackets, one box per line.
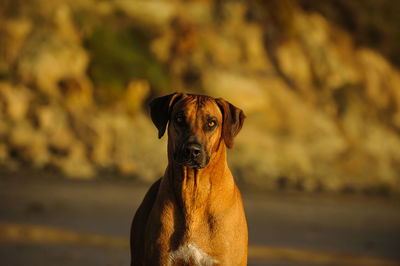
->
[174, 142, 210, 169]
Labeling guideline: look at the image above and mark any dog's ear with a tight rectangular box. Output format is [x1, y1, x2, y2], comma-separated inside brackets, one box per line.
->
[150, 92, 183, 138]
[216, 98, 246, 149]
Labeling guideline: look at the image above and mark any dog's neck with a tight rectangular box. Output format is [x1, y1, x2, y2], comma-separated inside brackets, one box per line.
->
[166, 142, 234, 220]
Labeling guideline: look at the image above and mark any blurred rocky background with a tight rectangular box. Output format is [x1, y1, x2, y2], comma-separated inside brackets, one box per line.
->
[0, 0, 399, 194]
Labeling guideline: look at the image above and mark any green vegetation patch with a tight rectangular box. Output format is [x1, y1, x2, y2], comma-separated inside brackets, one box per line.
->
[85, 26, 171, 103]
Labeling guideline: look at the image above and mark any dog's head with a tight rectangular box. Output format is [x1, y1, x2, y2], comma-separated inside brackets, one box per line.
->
[150, 93, 245, 169]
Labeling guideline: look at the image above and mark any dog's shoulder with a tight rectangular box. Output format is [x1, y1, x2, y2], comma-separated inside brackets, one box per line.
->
[130, 178, 161, 265]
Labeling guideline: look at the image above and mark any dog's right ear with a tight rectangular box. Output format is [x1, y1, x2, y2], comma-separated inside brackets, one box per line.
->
[149, 92, 183, 138]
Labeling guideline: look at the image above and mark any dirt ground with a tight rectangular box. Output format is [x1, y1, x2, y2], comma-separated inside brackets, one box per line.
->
[0, 170, 399, 266]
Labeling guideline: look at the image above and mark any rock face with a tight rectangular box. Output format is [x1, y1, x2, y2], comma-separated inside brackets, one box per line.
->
[0, 0, 399, 193]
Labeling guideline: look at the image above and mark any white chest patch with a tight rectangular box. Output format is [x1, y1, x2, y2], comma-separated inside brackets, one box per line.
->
[169, 242, 219, 266]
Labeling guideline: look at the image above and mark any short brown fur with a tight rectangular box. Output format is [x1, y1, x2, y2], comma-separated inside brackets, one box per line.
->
[131, 93, 248, 265]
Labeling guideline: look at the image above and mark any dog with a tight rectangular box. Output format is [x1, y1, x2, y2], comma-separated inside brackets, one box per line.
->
[130, 93, 248, 265]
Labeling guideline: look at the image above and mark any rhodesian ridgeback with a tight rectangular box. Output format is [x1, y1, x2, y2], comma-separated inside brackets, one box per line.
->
[130, 93, 248, 265]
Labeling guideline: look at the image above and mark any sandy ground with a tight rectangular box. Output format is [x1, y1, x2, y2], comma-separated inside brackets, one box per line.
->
[0, 170, 399, 266]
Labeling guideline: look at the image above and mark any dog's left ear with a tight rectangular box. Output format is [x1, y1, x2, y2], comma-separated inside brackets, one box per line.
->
[150, 92, 183, 138]
[216, 98, 246, 149]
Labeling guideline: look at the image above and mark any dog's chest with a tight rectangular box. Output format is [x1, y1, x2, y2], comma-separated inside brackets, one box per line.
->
[157, 202, 222, 265]
[169, 242, 219, 266]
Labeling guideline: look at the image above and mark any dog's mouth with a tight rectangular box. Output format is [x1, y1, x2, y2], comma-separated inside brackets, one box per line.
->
[177, 159, 210, 169]
[173, 144, 210, 169]
[173, 154, 210, 169]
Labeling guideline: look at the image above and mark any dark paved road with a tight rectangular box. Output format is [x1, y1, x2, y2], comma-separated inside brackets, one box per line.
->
[0, 173, 399, 266]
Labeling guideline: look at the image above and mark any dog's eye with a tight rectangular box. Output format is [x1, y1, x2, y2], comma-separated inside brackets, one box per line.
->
[207, 120, 216, 129]
[175, 113, 185, 125]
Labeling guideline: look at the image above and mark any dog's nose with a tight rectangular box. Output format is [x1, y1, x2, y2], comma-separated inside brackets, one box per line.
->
[184, 143, 202, 159]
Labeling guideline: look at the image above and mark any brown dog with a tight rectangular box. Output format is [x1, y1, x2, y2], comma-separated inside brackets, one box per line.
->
[130, 93, 248, 265]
